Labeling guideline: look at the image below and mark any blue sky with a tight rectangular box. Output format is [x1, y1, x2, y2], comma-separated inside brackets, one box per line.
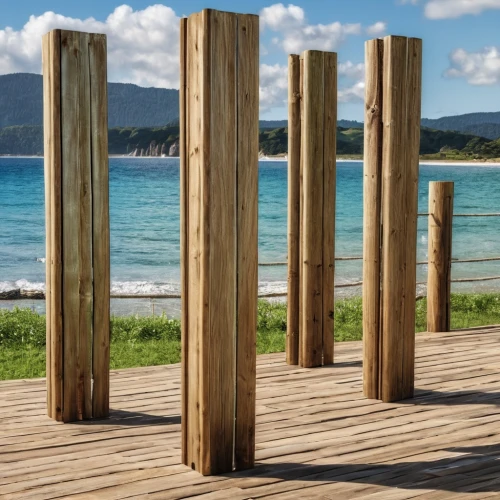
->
[1, 0, 500, 120]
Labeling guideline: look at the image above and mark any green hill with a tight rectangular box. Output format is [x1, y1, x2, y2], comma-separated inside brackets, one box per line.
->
[0, 73, 179, 128]
[2, 122, 500, 160]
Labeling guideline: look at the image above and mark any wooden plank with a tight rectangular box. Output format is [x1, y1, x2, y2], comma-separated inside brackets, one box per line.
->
[298, 54, 304, 368]
[207, 9, 237, 475]
[301, 50, 324, 368]
[76, 31, 93, 421]
[234, 13, 259, 471]
[42, 32, 53, 419]
[184, 11, 204, 473]
[89, 33, 110, 418]
[380, 36, 409, 402]
[3, 326, 500, 498]
[179, 15, 188, 466]
[286, 53, 301, 366]
[362, 38, 383, 400]
[322, 51, 337, 365]
[402, 37, 422, 397]
[61, 30, 83, 422]
[42, 30, 63, 422]
[427, 182, 454, 333]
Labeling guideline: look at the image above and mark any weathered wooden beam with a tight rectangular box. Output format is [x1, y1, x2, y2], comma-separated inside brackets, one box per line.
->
[427, 182, 454, 333]
[362, 35, 422, 402]
[43, 29, 110, 422]
[299, 50, 337, 368]
[362, 38, 384, 400]
[180, 9, 259, 476]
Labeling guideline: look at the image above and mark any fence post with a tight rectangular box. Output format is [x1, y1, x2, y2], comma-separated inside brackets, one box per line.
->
[362, 36, 422, 402]
[286, 50, 336, 368]
[427, 182, 454, 332]
[180, 9, 259, 475]
[43, 30, 110, 422]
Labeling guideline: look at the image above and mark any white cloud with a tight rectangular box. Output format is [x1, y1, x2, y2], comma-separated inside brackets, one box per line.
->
[0, 5, 180, 88]
[398, 0, 419, 4]
[260, 63, 288, 113]
[260, 3, 363, 54]
[260, 3, 304, 31]
[425, 0, 500, 19]
[338, 61, 365, 80]
[366, 22, 387, 36]
[446, 47, 500, 85]
[338, 82, 365, 102]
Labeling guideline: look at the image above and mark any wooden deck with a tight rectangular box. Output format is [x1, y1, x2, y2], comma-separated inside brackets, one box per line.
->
[2, 327, 500, 499]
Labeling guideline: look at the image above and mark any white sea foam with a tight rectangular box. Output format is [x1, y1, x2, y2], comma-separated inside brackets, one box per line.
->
[36, 257, 46, 263]
[111, 281, 180, 295]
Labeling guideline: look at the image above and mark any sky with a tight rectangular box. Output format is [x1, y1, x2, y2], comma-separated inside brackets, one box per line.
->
[1, 0, 500, 121]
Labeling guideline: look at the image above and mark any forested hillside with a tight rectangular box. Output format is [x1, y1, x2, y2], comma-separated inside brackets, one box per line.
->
[0, 73, 179, 128]
[3, 123, 500, 158]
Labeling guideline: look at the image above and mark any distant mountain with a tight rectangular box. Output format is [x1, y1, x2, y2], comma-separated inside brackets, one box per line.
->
[259, 119, 363, 129]
[0, 73, 179, 128]
[422, 113, 500, 140]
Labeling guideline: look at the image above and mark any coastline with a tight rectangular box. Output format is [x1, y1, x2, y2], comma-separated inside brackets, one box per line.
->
[3, 154, 500, 166]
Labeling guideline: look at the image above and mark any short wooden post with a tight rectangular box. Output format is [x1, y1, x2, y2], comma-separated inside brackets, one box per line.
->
[427, 182, 454, 333]
[180, 10, 259, 475]
[43, 30, 110, 422]
[286, 50, 337, 368]
[362, 36, 422, 402]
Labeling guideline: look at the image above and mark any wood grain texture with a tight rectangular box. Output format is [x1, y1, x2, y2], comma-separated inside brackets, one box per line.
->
[362, 39, 384, 400]
[61, 30, 84, 422]
[298, 55, 304, 368]
[286, 54, 301, 366]
[207, 9, 237, 475]
[427, 182, 454, 333]
[301, 50, 325, 368]
[179, 16, 188, 466]
[402, 37, 422, 397]
[184, 11, 204, 473]
[43, 30, 63, 422]
[76, 31, 93, 422]
[44, 29, 110, 422]
[89, 33, 110, 419]
[234, 13, 259, 471]
[42, 32, 53, 419]
[3, 326, 500, 499]
[380, 36, 409, 403]
[322, 52, 337, 366]
[182, 9, 258, 475]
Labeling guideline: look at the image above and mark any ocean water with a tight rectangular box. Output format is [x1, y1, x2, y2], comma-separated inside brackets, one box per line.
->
[2, 156, 500, 316]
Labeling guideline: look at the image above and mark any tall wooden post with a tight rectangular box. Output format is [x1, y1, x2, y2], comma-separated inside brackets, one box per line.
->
[427, 182, 454, 333]
[362, 36, 422, 402]
[43, 30, 110, 422]
[180, 10, 259, 476]
[286, 50, 337, 368]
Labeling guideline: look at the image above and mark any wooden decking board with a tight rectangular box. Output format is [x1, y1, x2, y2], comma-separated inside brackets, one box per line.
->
[2, 326, 500, 498]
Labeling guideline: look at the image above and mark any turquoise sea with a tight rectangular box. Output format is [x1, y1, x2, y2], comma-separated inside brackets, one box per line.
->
[2, 157, 500, 316]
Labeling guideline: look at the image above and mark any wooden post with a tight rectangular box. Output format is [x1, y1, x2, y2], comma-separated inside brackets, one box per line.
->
[362, 39, 383, 400]
[362, 36, 422, 402]
[286, 50, 336, 368]
[286, 54, 300, 365]
[427, 182, 454, 333]
[180, 9, 259, 476]
[43, 30, 110, 422]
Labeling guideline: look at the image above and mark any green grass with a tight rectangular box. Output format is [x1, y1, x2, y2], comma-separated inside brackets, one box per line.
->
[2, 293, 500, 380]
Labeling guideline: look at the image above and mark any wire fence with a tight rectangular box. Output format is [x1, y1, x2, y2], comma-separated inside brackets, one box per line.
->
[3, 213, 500, 302]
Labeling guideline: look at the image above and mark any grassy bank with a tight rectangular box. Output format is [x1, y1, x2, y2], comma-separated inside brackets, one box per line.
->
[1, 293, 500, 380]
